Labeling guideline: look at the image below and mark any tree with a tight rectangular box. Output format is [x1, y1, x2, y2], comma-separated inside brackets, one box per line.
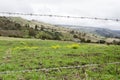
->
[29, 28, 36, 37]
[35, 25, 38, 31]
[25, 24, 30, 29]
[15, 23, 21, 30]
[80, 38, 85, 42]
[53, 32, 61, 40]
[35, 31, 53, 40]
[86, 39, 91, 43]
[73, 34, 78, 38]
[70, 30, 75, 34]
[41, 25, 45, 31]
[98, 40, 106, 44]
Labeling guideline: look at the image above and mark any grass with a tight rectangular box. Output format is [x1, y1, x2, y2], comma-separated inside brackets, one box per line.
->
[0, 37, 120, 80]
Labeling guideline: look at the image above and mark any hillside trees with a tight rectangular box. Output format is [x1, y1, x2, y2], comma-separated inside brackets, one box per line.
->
[25, 24, 30, 29]
[15, 23, 22, 30]
[35, 25, 38, 31]
[41, 25, 45, 31]
[28, 28, 36, 37]
[35, 31, 53, 39]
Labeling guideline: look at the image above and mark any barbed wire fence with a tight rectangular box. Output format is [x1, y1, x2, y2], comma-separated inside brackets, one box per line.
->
[0, 62, 120, 74]
[0, 12, 120, 22]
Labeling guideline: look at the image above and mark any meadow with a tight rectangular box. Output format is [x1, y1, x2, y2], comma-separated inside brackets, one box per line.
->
[0, 37, 120, 80]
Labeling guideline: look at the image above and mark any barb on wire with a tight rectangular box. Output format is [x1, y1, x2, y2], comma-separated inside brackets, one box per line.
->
[0, 62, 120, 74]
[0, 12, 120, 22]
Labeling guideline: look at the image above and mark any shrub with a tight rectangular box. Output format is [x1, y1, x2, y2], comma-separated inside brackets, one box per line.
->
[73, 34, 78, 38]
[51, 45, 60, 49]
[98, 40, 106, 44]
[80, 38, 85, 42]
[12, 46, 39, 53]
[67, 44, 80, 49]
[86, 39, 91, 43]
[19, 41, 27, 45]
[29, 28, 36, 37]
[36, 31, 53, 40]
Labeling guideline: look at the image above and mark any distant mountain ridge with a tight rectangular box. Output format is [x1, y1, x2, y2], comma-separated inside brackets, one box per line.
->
[56, 25, 120, 38]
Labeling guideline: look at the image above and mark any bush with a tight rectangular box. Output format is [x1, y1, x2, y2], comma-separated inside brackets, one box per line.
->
[96, 40, 106, 44]
[12, 46, 39, 53]
[35, 31, 53, 40]
[73, 34, 78, 38]
[86, 39, 91, 43]
[80, 38, 85, 42]
[67, 44, 80, 49]
[51, 45, 60, 49]
[29, 28, 36, 37]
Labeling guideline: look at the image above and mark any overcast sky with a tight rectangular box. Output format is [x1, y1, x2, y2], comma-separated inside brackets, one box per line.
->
[0, 0, 120, 30]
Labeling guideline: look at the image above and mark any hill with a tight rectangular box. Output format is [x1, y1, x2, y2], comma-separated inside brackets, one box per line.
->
[57, 25, 120, 38]
[0, 16, 105, 43]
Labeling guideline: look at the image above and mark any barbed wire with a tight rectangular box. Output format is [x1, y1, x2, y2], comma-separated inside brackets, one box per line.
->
[0, 12, 120, 22]
[0, 62, 120, 74]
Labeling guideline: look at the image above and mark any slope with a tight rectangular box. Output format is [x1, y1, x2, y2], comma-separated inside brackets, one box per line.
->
[0, 16, 102, 42]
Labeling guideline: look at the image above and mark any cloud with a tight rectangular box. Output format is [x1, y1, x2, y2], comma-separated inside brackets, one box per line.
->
[0, 0, 120, 30]
[0, 0, 33, 13]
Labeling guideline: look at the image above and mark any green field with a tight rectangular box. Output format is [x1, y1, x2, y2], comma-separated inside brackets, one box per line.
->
[0, 37, 120, 80]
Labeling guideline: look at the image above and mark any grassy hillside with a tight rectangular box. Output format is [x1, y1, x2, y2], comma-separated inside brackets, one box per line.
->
[58, 25, 120, 38]
[0, 37, 120, 80]
[0, 16, 102, 43]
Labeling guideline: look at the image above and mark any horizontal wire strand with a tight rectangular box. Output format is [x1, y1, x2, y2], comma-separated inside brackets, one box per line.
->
[0, 62, 119, 74]
[0, 12, 120, 22]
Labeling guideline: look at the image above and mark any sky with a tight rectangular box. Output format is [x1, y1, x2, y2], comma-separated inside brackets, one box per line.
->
[0, 0, 120, 30]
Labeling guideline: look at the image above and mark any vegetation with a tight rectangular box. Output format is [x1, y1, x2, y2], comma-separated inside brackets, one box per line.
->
[0, 16, 103, 43]
[60, 25, 120, 38]
[0, 37, 120, 80]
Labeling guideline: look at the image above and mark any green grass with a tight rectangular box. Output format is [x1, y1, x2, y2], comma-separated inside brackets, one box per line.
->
[0, 37, 120, 80]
